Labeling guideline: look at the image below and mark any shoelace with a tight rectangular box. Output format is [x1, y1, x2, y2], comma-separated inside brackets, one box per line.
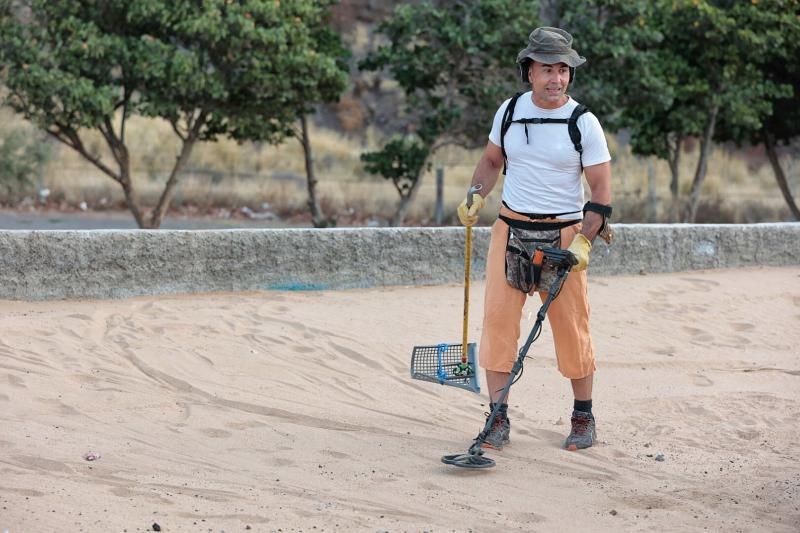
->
[485, 412, 508, 430]
[570, 415, 591, 435]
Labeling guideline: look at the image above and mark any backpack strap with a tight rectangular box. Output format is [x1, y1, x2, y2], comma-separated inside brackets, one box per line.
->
[500, 97, 591, 174]
[500, 92, 523, 176]
[567, 104, 589, 169]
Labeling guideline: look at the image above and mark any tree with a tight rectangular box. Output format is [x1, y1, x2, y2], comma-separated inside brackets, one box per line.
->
[664, 1, 794, 222]
[0, 0, 347, 228]
[558, 0, 797, 222]
[555, 0, 687, 216]
[712, 0, 800, 220]
[359, 0, 541, 226]
[360, 133, 430, 225]
[760, 62, 800, 220]
[290, 26, 349, 228]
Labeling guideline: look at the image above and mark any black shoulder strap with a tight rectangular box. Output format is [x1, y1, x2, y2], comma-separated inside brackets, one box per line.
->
[568, 104, 589, 168]
[500, 92, 523, 176]
[501, 99, 590, 173]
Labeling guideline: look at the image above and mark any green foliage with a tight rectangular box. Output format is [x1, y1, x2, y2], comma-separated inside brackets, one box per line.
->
[0, 0, 348, 226]
[559, 0, 799, 159]
[0, 0, 347, 142]
[359, 0, 541, 196]
[558, 0, 800, 221]
[710, 0, 800, 146]
[360, 134, 430, 196]
[0, 128, 51, 198]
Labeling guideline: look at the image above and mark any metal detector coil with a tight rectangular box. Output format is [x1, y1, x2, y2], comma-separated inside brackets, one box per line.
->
[410, 342, 480, 393]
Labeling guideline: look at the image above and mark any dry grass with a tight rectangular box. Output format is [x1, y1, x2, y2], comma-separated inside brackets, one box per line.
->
[2, 106, 797, 225]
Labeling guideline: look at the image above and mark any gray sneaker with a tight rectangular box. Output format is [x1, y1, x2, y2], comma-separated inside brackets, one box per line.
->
[481, 412, 511, 450]
[564, 410, 596, 451]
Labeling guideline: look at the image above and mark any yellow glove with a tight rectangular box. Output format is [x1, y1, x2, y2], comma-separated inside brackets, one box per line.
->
[567, 233, 592, 271]
[456, 193, 485, 226]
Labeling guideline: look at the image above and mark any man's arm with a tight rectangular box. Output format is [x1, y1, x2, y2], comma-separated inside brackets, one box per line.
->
[581, 161, 612, 242]
[470, 141, 505, 198]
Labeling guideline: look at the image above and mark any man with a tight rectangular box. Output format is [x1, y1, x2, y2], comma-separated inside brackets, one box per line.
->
[457, 26, 612, 451]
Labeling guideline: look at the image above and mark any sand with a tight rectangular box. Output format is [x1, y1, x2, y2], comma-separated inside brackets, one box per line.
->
[1, 267, 799, 532]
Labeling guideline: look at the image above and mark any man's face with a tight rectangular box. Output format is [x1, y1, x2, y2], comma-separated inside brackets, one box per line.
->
[529, 61, 570, 108]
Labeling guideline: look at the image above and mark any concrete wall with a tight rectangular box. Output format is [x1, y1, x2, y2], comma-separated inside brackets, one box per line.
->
[0, 223, 798, 300]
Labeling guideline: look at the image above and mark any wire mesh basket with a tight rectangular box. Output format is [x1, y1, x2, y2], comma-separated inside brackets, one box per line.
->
[410, 342, 480, 393]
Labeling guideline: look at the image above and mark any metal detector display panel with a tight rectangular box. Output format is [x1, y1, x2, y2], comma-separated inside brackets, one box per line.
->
[410, 343, 480, 393]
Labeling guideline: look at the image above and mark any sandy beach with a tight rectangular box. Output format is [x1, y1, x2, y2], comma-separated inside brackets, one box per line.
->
[1, 267, 799, 532]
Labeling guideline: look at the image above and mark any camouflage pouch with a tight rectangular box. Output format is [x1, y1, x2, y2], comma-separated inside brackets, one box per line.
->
[502, 217, 577, 294]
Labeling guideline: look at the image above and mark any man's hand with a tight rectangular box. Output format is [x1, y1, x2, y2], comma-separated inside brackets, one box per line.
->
[457, 194, 485, 226]
[567, 233, 592, 271]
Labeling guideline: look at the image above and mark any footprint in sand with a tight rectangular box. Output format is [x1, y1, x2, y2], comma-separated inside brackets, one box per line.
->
[731, 322, 755, 332]
[680, 277, 721, 291]
[653, 346, 677, 357]
[691, 373, 714, 387]
[198, 428, 232, 438]
[682, 326, 714, 343]
[7, 374, 26, 388]
[323, 450, 351, 460]
[292, 345, 315, 354]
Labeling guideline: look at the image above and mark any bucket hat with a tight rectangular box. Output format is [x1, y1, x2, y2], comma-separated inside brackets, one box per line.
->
[517, 27, 586, 68]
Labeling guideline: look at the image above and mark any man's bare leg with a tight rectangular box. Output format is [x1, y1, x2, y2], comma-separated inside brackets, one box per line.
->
[482, 369, 512, 449]
[570, 373, 593, 401]
[486, 370, 512, 403]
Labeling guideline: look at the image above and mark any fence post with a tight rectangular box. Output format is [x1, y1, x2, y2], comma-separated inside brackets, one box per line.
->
[648, 160, 657, 222]
[435, 165, 444, 225]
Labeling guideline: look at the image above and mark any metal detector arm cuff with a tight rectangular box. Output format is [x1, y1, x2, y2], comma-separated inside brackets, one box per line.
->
[583, 201, 614, 245]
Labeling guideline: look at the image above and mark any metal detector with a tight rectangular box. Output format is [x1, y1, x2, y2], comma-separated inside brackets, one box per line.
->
[441, 247, 577, 469]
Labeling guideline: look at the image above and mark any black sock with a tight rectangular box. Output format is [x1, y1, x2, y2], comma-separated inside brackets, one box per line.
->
[573, 399, 592, 413]
[490, 402, 508, 417]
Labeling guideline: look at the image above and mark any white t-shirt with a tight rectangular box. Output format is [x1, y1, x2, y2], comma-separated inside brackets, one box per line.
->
[488, 92, 610, 219]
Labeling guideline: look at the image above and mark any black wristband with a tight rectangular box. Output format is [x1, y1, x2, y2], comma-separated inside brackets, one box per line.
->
[583, 201, 612, 217]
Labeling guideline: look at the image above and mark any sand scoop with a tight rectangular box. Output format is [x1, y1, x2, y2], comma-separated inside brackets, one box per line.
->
[410, 185, 483, 394]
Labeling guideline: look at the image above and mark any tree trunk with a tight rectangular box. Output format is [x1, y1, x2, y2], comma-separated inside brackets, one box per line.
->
[149, 113, 207, 228]
[685, 104, 719, 222]
[667, 134, 682, 222]
[763, 128, 800, 221]
[299, 115, 328, 228]
[119, 170, 146, 229]
[114, 145, 145, 228]
[148, 136, 197, 228]
[48, 127, 148, 228]
[391, 174, 424, 226]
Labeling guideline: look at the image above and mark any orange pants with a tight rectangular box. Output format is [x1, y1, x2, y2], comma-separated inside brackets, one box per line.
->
[478, 206, 596, 379]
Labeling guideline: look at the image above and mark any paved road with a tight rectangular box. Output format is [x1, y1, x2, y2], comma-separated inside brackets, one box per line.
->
[0, 209, 297, 230]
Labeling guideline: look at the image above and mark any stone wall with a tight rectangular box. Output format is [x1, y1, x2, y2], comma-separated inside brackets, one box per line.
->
[0, 223, 797, 300]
